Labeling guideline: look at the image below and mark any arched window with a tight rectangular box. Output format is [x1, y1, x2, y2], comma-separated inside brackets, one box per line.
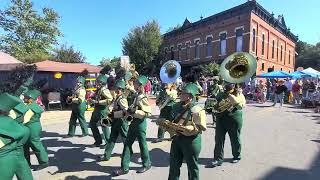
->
[177, 44, 182, 60]
[220, 33, 227, 55]
[206, 37, 213, 57]
[186, 42, 190, 60]
[280, 45, 283, 62]
[236, 28, 243, 52]
[252, 28, 256, 52]
[170, 47, 174, 59]
[261, 34, 265, 55]
[272, 40, 275, 59]
[195, 40, 200, 59]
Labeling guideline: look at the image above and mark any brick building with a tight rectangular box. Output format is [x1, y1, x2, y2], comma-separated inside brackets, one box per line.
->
[163, 0, 298, 75]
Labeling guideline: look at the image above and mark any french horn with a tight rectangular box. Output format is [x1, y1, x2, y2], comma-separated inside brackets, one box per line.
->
[219, 52, 257, 83]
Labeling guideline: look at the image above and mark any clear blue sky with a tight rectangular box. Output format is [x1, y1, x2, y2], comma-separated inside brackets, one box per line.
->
[0, 0, 319, 65]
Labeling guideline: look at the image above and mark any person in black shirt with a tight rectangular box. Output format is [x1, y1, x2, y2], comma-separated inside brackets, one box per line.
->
[272, 80, 287, 107]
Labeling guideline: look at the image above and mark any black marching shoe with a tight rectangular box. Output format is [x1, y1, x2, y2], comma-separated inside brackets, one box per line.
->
[136, 166, 151, 173]
[205, 160, 222, 168]
[98, 155, 110, 161]
[113, 169, 129, 176]
[231, 159, 240, 163]
[33, 163, 49, 171]
[91, 142, 102, 147]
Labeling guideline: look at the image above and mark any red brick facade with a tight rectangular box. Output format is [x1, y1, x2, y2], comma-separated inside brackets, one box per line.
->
[163, 0, 298, 76]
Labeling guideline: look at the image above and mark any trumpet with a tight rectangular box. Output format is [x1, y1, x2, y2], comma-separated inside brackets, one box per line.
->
[100, 113, 113, 127]
[66, 95, 76, 104]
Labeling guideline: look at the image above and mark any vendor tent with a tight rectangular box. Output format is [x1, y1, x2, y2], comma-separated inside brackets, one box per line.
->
[256, 71, 294, 78]
[289, 71, 311, 78]
[301, 67, 320, 77]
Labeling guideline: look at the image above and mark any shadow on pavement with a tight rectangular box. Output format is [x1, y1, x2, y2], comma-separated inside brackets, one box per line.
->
[40, 131, 112, 175]
[259, 149, 320, 180]
[64, 175, 112, 180]
[250, 105, 275, 108]
[286, 111, 311, 114]
[130, 148, 170, 168]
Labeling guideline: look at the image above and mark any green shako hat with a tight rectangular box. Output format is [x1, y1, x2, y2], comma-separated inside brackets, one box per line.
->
[125, 72, 133, 81]
[97, 74, 108, 84]
[77, 76, 86, 84]
[0, 93, 25, 112]
[183, 83, 199, 97]
[115, 79, 126, 89]
[24, 89, 41, 100]
[136, 75, 148, 86]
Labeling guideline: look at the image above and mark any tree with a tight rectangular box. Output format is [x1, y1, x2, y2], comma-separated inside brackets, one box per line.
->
[0, 0, 62, 63]
[53, 44, 86, 63]
[122, 20, 162, 73]
[99, 56, 120, 69]
[295, 40, 320, 70]
[166, 24, 182, 33]
[199, 62, 220, 76]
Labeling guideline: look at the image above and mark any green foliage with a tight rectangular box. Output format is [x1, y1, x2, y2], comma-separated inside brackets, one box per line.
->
[0, 0, 61, 63]
[100, 56, 120, 69]
[53, 44, 86, 63]
[295, 41, 320, 70]
[166, 24, 182, 33]
[199, 62, 220, 76]
[122, 20, 163, 74]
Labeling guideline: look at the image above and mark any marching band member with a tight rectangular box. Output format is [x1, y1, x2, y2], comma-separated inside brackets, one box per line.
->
[89, 74, 113, 147]
[1, 93, 33, 180]
[100, 79, 129, 161]
[205, 77, 222, 124]
[67, 76, 89, 137]
[113, 75, 152, 176]
[206, 83, 246, 168]
[124, 72, 137, 106]
[23, 89, 49, 171]
[153, 83, 177, 143]
[167, 83, 207, 180]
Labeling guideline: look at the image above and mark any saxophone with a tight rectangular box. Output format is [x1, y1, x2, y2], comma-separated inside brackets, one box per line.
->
[157, 103, 196, 137]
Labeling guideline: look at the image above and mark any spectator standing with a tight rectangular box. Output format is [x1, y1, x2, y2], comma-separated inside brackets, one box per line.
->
[284, 79, 293, 104]
[292, 80, 301, 104]
[273, 80, 288, 107]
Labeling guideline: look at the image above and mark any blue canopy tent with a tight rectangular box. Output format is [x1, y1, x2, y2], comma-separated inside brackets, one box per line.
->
[256, 71, 294, 78]
[289, 71, 311, 78]
[301, 68, 320, 77]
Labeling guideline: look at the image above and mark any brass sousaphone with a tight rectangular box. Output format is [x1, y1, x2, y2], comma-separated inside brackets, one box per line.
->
[216, 52, 257, 113]
[159, 60, 181, 84]
[219, 52, 257, 83]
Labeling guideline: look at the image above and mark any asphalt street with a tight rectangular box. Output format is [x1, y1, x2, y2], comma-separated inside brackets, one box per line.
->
[25, 99, 320, 180]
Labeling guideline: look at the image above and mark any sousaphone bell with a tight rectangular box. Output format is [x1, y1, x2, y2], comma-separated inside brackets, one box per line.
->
[160, 60, 181, 83]
[219, 52, 257, 83]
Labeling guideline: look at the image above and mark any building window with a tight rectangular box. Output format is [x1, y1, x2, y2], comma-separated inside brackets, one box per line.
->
[236, 28, 243, 52]
[252, 28, 256, 52]
[272, 40, 275, 59]
[164, 48, 168, 60]
[261, 63, 265, 71]
[186, 43, 190, 60]
[206, 37, 213, 57]
[170, 46, 174, 59]
[280, 45, 283, 62]
[289, 50, 291, 64]
[177, 44, 182, 60]
[261, 34, 265, 55]
[195, 40, 200, 59]
[220, 33, 227, 55]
